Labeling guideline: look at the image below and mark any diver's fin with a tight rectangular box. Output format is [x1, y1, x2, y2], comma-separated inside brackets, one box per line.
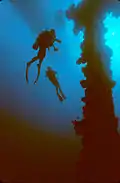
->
[34, 63, 41, 84]
[58, 94, 64, 102]
[26, 63, 30, 83]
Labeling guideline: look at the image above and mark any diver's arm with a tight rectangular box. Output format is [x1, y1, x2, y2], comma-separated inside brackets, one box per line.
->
[54, 38, 61, 43]
[52, 44, 58, 51]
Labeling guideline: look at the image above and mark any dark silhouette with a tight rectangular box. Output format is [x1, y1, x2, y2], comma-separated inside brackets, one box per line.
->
[46, 67, 66, 102]
[66, 1, 120, 182]
[26, 29, 61, 84]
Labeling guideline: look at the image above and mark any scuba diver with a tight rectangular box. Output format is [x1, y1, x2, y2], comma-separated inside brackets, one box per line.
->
[46, 67, 66, 102]
[26, 29, 61, 84]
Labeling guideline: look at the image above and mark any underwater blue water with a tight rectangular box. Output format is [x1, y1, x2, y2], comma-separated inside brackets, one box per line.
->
[103, 13, 120, 123]
[0, 0, 119, 134]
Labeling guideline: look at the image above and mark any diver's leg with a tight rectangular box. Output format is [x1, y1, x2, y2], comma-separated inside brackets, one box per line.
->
[26, 56, 38, 83]
[34, 60, 42, 84]
[55, 87, 59, 96]
[55, 87, 64, 102]
[59, 86, 66, 99]
[56, 82, 66, 99]
[34, 48, 46, 84]
[27, 56, 38, 66]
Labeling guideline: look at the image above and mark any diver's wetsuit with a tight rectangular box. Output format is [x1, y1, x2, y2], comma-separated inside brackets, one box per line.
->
[26, 29, 60, 84]
[46, 68, 66, 101]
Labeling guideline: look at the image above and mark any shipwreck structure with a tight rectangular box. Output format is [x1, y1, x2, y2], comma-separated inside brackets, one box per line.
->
[66, 1, 120, 182]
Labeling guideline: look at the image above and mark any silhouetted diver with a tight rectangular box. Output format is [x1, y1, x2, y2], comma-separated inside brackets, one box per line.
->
[46, 67, 66, 102]
[26, 29, 61, 84]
